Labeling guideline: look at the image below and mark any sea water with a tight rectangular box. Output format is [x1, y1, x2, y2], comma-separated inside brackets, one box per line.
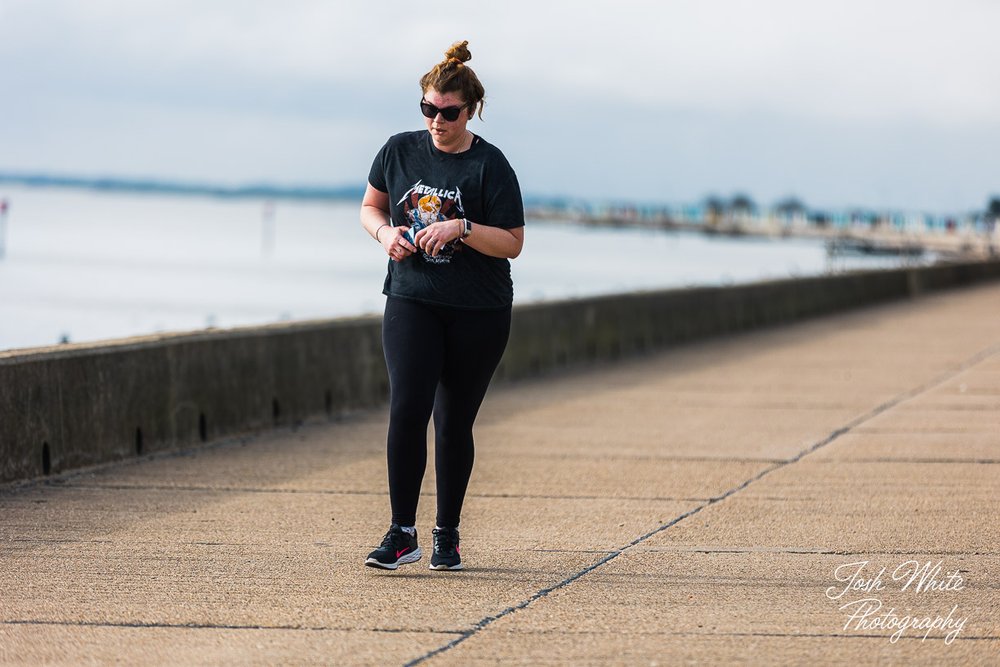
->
[0, 186, 923, 352]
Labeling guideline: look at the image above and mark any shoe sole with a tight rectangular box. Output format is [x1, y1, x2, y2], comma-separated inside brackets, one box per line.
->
[429, 562, 464, 571]
[365, 547, 423, 570]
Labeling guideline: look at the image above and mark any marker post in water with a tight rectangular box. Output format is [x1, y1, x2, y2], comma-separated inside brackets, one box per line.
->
[0, 198, 9, 260]
[261, 200, 275, 258]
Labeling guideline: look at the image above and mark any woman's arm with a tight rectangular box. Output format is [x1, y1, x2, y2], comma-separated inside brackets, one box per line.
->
[359, 183, 390, 239]
[461, 222, 524, 259]
[360, 184, 416, 261]
[414, 218, 524, 259]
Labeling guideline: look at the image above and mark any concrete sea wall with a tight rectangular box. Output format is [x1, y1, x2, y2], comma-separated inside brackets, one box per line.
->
[3, 260, 999, 485]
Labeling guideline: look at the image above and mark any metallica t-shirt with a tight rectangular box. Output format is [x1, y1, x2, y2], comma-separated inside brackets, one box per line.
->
[368, 130, 525, 309]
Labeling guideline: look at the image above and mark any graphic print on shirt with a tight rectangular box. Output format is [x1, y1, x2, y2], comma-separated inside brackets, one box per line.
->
[396, 179, 466, 265]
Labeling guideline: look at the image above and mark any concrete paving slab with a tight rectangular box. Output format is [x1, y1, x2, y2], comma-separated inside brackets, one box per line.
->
[646, 494, 1000, 555]
[458, 495, 695, 552]
[448, 550, 999, 637]
[428, 632, 1000, 666]
[0, 625, 456, 666]
[492, 360, 915, 404]
[0, 536, 602, 632]
[645, 461, 1000, 553]
[484, 407, 865, 462]
[66, 415, 390, 494]
[469, 456, 770, 500]
[0, 487, 615, 633]
[809, 432, 1000, 462]
[908, 372, 1000, 406]
[860, 408, 1000, 434]
[978, 357, 1000, 372]
[0, 483, 691, 554]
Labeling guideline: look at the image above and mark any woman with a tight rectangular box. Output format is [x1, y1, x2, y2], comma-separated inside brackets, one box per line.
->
[359, 40, 525, 571]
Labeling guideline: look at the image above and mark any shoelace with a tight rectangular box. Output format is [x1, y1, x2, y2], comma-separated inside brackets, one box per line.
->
[433, 529, 458, 554]
[381, 527, 406, 549]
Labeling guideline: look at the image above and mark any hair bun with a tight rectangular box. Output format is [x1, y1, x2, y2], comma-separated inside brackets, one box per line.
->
[419, 39, 485, 120]
[445, 40, 472, 64]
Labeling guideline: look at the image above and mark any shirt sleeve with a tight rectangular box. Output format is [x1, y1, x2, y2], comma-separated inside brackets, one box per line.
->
[484, 159, 525, 230]
[368, 142, 389, 193]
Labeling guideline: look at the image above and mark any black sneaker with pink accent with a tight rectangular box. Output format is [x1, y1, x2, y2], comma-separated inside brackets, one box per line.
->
[365, 524, 421, 570]
[430, 526, 463, 570]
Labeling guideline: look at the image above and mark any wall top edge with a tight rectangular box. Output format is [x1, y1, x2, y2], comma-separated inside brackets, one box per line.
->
[0, 314, 383, 364]
[2, 260, 996, 365]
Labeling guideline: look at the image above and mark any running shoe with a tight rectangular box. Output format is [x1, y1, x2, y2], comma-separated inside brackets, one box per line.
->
[365, 524, 422, 570]
[429, 526, 463, 570]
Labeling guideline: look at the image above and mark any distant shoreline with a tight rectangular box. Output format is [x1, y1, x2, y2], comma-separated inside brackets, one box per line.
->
[2, 172, 995, 261]
[0, 172, 579, 210]
[0, 172, 365, 202]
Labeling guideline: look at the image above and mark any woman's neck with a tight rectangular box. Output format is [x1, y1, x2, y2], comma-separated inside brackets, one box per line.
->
[433, 130, 473, 154]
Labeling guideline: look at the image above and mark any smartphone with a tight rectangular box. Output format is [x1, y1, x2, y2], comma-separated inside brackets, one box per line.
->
[403, 221, 426, 246]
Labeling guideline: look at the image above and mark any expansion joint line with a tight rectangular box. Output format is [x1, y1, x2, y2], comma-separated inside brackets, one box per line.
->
[405, 341, 1000, 667]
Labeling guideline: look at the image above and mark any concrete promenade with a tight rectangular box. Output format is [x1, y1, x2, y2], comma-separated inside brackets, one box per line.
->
[2, 283, 999, 665]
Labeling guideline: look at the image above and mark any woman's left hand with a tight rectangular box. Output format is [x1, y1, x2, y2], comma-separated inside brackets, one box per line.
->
[414, 219, 463, 257]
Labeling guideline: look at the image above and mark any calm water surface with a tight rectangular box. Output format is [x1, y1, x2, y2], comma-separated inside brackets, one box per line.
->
[0, 186, 922, 351]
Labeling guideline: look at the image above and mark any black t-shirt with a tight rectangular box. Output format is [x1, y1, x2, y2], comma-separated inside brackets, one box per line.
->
[368, 130, 524, 309]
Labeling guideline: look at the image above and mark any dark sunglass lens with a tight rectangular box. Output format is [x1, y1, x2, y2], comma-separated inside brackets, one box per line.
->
[420, 99, 464, 122]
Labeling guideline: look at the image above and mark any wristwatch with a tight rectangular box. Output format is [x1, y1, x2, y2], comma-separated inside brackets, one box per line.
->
[462, 218, 472, 238]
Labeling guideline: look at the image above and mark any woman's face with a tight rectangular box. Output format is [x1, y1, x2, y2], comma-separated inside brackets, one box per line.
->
[422, 87, 473, 152]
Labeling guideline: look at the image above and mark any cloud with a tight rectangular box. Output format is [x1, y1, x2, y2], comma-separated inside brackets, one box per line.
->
[7, 0, 998, 122]
[1, 0, 998, 210]
[484, 0, 1000, 125]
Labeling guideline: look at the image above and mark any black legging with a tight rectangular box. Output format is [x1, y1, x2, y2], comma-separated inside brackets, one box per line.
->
[381, 296, 511, 529]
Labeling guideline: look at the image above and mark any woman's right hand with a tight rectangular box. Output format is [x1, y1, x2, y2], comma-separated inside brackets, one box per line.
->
[380, 225, 418, 262]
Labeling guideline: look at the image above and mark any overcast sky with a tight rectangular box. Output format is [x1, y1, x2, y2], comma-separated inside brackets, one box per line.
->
[2, 0, 998, 212]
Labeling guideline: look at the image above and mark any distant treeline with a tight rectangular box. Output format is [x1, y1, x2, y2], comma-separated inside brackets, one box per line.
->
[0, 172, 571, 209]
[0, 172, 366, 201]
[2, 172, 996, 225]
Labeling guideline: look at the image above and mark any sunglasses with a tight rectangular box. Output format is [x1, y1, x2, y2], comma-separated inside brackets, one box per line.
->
[420, 98, 468, 122]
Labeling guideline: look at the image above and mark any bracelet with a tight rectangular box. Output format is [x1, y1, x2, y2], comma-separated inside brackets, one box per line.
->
[375, 223, 389, 243]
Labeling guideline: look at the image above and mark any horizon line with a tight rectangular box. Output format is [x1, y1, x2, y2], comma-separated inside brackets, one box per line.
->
[0, 170, 993, 217]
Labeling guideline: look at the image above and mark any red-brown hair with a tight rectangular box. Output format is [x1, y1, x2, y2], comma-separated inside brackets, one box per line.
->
[419, 40, 486, 120]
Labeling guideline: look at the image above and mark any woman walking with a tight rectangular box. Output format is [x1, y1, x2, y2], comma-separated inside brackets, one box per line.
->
[359, 40, 525, 570]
